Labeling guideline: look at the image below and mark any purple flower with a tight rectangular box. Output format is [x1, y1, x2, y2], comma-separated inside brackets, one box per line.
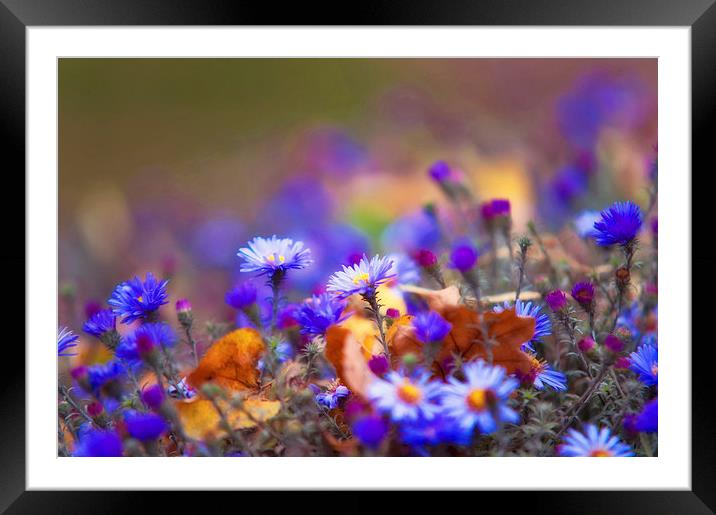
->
[449, 243, 478, 272]
[57, 327, 79, 357]
[633, 398, 658, 432]
[428, 160, 452, 182]
[326, 254, 395, 299]
[175, 298, 192, 313]
[296, 293, 348, 337]
[82, 309, 117, 339]
[559, 424, 634, 457]
[225, 282, 258, 310]
[237, 235, 312, 277]
[593, 201, 643, 246]
[108, 272, 169, 324]
[368, 354, 390, 376]
[604, 334, 624, 353]
[141, 384, 165, 411]
[399, 415, 473, 449]
[351, 415, 389, 449]
[124, 410, 168, 441]
[544, 290, 568, 311]
[578, 337, 596, 352]
[73, 428, 123, 457]
[414, 248, 437, 267]
[411, 311, 452, 344]
[313, 384, 351, 410]
[571, 282, 595, 309]
[481, 199, 511, 221]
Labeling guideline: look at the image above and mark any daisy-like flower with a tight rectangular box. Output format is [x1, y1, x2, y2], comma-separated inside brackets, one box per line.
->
[326, 254, 395, 299]
[108, 272, 169, 324]
[411, 311, 452, 344]
[296, 293, 348, 337]
[571, 281, 595, 310]
[116, 322, 177, 363]
[628, 342, 658, 386]
[517, 354, 567, 391]
[82, 309, 117, 339]
[58, 327, 79, 357]
[367, 369, 443, 422]
[593, 201, 643, 247]
[87, 360, 125, 393]
[493, 300, 552, 352]
[441, 360, 520, 434]
[399, 415, 473, 449]
[545, 289, 568, 311]
[237, 235, 312, 277]
[559, 424, 634, 457]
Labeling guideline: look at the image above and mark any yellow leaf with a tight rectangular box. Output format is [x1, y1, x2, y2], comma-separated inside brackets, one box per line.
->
[176, 397, 281, 440]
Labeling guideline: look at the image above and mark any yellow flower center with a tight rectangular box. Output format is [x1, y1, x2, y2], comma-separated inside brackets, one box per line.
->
[466, 388, 488, 411]
[396, 382, 422, 404]
[651, 363, 658, 376]
[137, 295, 144, 302]
[590, 449, 613, 457]
[352, 272, 370, 285]
[266, 254, 286, 263]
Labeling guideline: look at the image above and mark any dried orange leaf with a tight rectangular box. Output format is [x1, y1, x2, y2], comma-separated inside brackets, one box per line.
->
[325, 325, 375, 397]
[187, 328, 264, 392]
[400, 284, 461, 311]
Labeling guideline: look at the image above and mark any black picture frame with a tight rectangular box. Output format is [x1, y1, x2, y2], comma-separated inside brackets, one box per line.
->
[3, 0, 712, 512]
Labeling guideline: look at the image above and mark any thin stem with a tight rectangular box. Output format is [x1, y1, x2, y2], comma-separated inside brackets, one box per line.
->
[364, 292, 389, 358]
[184, 326, 199, 367]
[59, 385, 93, 424]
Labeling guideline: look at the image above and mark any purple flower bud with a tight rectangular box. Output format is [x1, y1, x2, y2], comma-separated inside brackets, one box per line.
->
[428, 160, 452, 182]
[449, 244, 478, 272]
[368, 354, 390, 376]
[414, 249, 437, 268]
[614, 356, 630, 369]
[385, 308, 400, 319]
[604, 334, 624, 353]
[481, 199, 511, 221]
[577, 336, 595, 353]
[175, 298, 192, 313]
[86, 401, 104, 418]
[545, 290, 567, 311]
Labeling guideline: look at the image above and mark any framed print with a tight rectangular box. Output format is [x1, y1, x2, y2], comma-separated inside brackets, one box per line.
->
[3, 0, 712, 512]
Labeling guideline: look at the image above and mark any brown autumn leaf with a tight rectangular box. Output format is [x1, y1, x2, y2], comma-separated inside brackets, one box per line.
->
[175, 397, 281, 440]
[388, 303, 535, 376]
[324, 325, 376, 397]
[187, 328, 264, 392]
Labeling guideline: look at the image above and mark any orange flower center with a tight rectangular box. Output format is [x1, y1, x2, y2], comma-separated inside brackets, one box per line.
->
[466, 388, 488, 411]
[651, 363, 658, 376]
[397, 382, 422, 404]
[590, 449, 613, 457]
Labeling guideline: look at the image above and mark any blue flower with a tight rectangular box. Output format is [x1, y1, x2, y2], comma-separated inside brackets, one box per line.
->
[87, 360, 125, 392]
[633, 398, 658, 433]
[73, 428, 123, 457]
[527, 355, 568, 391]
[411, 311, 452, 344]
[116, 322, 177, 363]
[399, 415, 473, 449]
[311, 383, 351, 410]
[441, 361, 519, 434]
[367, 369, 443, 422]
[559, 424, 634, 457]
[124, 410, 168, 440]
[225, 282, 258, 310]
[237, 235, 312, 277]
[296, 293, 348, 337]
[82, 309, 117, 338]
[494, 300, 551, 352]
[108, 272, 169, 324]
[257, 340, 294, 372]
[386, 253, 421, 285]
[593, 201, 643, 246]
[351, 415, 389, 449]
[326, 254, 395, 299]
[628, 342, 658, 386]
[57, 327, 79, 357]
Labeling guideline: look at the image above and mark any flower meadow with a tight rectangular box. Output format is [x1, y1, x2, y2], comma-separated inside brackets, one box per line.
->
[57, 157, 658, 458]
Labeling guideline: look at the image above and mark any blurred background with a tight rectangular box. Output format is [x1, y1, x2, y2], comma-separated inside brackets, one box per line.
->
[59, 58, 657, 325]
